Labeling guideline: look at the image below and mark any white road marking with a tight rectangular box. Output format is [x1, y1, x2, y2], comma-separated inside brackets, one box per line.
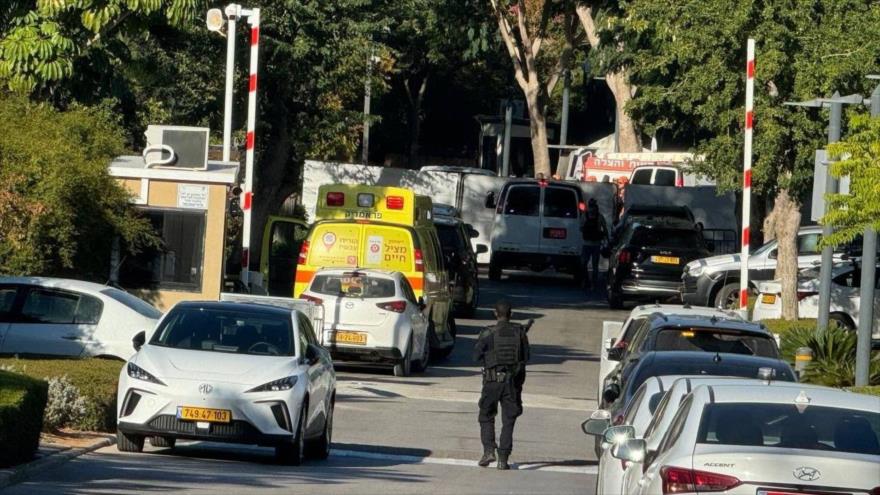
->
[331, 449, 597, 475]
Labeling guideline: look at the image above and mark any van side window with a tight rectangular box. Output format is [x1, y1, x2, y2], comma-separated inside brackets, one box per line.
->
[543, 187, 578, 218]
[631, 169, 653, 184]
[503, 186, 540, 216]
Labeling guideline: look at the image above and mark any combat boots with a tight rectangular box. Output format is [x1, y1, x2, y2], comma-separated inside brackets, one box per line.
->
[496, 453, 510, 470]
[478, 448, 496, 467]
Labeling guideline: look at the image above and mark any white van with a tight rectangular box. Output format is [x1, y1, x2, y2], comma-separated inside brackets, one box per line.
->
[628, 165, 683, 186]
[485, 179, 585, 282]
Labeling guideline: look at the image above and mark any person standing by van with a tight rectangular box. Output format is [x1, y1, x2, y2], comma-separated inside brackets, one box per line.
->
[581, 198, 607, 290]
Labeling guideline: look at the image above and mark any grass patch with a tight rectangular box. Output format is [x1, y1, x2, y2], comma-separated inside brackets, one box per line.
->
[0, 370, 48, 467]
[0, 357, 122, 432]
[849, 385, 880, 397]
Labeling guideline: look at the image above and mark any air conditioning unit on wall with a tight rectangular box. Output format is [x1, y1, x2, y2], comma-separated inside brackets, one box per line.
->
[143, 125, 210, 170]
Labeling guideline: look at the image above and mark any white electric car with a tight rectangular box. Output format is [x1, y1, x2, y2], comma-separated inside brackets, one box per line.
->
[611, 381, 880, 494]
[0, 277, 161, 360]
[300, 268, 430, 377]
[116, 299, 336, 465]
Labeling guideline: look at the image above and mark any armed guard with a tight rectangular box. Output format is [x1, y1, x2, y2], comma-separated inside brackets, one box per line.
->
[474, 300, 532, 470]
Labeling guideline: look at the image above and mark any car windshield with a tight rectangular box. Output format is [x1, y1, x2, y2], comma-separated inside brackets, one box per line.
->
[150, 307, 294, 356]
[435, 224, 464, 251]
[753, 239, 777, 256]
[310, 273, 396, 298]
[632, 228, 703, 249]
[655, 328, 778, 357]
[697, 403, 880, 455]
[100, 288, 162, 319]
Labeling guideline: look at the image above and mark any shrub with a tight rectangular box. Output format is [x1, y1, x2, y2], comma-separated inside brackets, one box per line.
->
[0, 371, 48, 467]
[43, 375, 89, 431]
[760, 319, 817, 363]
[0, 358, 122, 432]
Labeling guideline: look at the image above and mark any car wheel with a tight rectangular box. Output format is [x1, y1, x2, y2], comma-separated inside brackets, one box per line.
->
[829, 313, 856, 332]
[116, 431, 145, 453]
[608, 291, 624, 310]
[488, 257, 502, 281]
[149, 436, 176, 448]
[412, 333, 430, 372]
[276, 402, 307, 466]
[714, 282, 740, 309]
[393, 337, 413, 377]
[305, 397, 333, 460]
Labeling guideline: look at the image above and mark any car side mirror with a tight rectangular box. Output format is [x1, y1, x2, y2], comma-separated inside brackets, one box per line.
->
[611, 438, 647, 463]
[485, 191, 497, 209]
[305, 344, 320, 365]
[467, 225, 480, 238]
[476, 244, 489, 255]
[132, 331, 146, 352]
[769, 249, 778, 260]
[603, 383, 621, 404]
[417, 297, 426, 311]
[581, 410, 612, 437]
[607, 346, 625, 362]
[604, 425, 636, 446]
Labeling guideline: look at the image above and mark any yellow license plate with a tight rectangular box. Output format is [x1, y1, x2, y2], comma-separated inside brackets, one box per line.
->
[177, 406, 231, 423]
[761, 294, 777, 304]
[334, 331, 367, 345]
[651, 255, 680, 265]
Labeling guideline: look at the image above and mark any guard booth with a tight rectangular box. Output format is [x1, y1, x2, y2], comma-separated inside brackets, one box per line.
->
[108, 125, 240, 311]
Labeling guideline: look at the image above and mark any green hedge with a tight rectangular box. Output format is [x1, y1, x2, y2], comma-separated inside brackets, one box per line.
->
[760, 318, 818, 363]
[0, 358, 123, 432]
[0, 371, 48, 467]
[848, 386, 880, 397]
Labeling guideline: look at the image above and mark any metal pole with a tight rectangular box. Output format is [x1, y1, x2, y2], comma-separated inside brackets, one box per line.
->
[240, 8, 260, 286]
[739, 39, 755, 317]
[222, 4, 239, 162]
[502, 101, 512, 176]
[560, 69, 570, 146]
[362, 45, 372, 165]
[855, 84, 880, 386]
[816, 93, 842, 331]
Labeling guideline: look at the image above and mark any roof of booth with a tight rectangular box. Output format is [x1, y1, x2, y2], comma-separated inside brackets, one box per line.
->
[109, 155, 240, 184]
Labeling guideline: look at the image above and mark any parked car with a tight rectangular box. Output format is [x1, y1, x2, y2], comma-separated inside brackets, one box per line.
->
[753, 261, 880, 338]
[629, 165, 683, 187]
[0, 277, 161, 360]
[610, 205, 697, 245]
[300, 268, 430, 376]
[680, 225, 852, 309]
[433, 208, 486, 317]
[116, 299, 335, 465]
[607, 218, 711, 308]
[485, 178, 586, 282]
[598, 304, 743, 402]
[611, 382, 880, 494]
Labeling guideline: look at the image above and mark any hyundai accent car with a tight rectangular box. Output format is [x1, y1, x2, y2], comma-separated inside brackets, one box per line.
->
[116, 299, 335, 465]
[612, 382, 880, 494]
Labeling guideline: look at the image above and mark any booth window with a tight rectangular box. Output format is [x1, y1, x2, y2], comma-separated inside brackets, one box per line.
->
[120, 209, 206, 291]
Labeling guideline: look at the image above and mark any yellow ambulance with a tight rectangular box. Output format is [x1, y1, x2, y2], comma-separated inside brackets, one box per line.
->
[294, 185, 455, 357]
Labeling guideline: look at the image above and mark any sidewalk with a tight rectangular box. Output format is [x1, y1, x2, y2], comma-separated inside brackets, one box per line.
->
[0, 431, 113, 489]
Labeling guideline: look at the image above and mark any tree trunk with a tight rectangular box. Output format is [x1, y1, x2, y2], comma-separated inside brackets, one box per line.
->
[525, 84, 552, 177]
[575, 4, 641, 152]
[771, 188, 801, 320]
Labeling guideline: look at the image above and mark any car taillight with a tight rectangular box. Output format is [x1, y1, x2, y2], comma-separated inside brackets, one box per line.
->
[796, 290, 818, 301]
[386, 195, 404, 210]
[298, 240, 310, 264]
[675, 175, 683, 187]
[377, 300, 407, 313]
[661, 466, 741, 494]
[299, 294, 323, 305]
[326, 191, 344, 206]
[613, 339, 628, 349]
[618, 250, 631, 264]
[870, 487, 880, 495]
[414, 249, 424, 272]
[578, 201, 586, 212]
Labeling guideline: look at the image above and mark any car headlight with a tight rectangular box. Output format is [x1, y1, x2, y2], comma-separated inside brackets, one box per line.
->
[686, 264, 704, 278]
[127, 362, 165, 385]
[246, 376, 298, 393]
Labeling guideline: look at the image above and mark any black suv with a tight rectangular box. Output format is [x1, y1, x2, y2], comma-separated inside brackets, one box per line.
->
[607, 218, 710, 308]
[433, 211, 486, 317]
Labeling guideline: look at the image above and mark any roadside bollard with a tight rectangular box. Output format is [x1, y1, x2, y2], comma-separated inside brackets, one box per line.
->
[795, 347, 813, 381]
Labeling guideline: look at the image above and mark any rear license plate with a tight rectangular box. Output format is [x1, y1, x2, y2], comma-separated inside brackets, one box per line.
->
[177, 406, 231, 423]
[761, 294, 777, 304]
[651, 255, 680, 265]
[334, 331, 367, 345]
[543, 228, 567, 239]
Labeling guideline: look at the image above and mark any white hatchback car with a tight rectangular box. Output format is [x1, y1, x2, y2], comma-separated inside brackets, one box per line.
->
[116, 299, 336, 465]
[0, 277, 161, 360]
[300, 268, 430, 377]
[612, 382, 880, 494]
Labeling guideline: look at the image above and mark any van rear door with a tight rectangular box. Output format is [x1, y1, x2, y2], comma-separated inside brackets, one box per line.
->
[540, 185, 582, 256]
[495, 184, 541, 254]
[360, 225, 415, 273]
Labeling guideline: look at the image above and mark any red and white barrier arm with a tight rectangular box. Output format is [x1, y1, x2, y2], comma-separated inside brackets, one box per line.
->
[740, 39, 755, 312]
[240, 8, 260, 285]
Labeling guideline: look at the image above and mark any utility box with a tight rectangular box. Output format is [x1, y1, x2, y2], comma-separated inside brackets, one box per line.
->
[108, 154, 239, 311]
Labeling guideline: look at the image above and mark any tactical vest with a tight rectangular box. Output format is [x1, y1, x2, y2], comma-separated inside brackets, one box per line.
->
[485, 322, 523, 369]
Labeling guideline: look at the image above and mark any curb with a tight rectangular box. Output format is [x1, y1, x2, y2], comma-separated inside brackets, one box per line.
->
[0, 435, 114, 490]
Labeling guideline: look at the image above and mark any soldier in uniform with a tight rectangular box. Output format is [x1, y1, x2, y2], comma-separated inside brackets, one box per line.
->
[474, 300, 532, 470]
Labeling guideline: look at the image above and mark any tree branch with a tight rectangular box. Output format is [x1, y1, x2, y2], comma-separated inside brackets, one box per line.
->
[489, 0, 529, 90]
[531, 0, 553, 56]
[575, 4, 600, 49]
